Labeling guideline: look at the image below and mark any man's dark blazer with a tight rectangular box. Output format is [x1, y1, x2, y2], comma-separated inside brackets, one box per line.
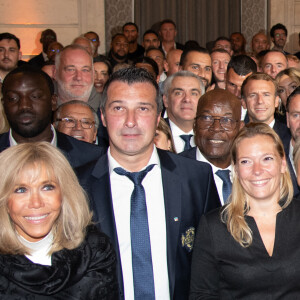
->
[77, 149, 220, 299]
[28, 53, 45, 69]
[0, 131, 106, 169]
[273, 119, 291, 150]
[281, 130, 300, 197]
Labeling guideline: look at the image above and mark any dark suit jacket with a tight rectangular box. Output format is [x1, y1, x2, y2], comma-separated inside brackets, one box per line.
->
[77, 149, 220, 299]
[0, 131, 106, 169]
[28, 52, 45, 69]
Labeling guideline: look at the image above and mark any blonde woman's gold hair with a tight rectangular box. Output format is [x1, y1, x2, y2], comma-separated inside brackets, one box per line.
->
[0, 142, 92, 255]
[221, 122, 293, 247]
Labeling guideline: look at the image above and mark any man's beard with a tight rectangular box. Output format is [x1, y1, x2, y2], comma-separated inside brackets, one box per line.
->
[9, 111, 52, 138]
[56, 78, 93, 103]
[112, 51, 127, 60]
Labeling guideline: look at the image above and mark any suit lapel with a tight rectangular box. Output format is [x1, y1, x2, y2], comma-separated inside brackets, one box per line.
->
[158, 150, 181, 297]
[0, 132, 10, 152]
[90, 155, 124, 298]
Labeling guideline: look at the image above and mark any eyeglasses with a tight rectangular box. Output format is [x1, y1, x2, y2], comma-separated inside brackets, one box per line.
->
[274, 33, 286, 38]
[56, 117, 95, 129]
[195, 115, 238, 131]
[49, 49, 60, 53]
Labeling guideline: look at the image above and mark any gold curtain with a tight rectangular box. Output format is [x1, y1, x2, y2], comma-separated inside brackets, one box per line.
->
[135, 0, 241, 48]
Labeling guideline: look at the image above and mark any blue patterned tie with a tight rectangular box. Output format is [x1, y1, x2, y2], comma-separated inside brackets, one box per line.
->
[216, 169, 232, 203]
[114, 164, 155, 299]
[180, 134, 193, 151]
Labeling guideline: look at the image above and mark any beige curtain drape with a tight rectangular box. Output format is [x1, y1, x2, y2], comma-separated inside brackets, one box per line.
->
[135, 0, 241, 48]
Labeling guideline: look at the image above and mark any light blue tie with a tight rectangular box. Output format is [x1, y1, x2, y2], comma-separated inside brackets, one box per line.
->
[114, 164, 155, 299]
[216, 169, 232, 203]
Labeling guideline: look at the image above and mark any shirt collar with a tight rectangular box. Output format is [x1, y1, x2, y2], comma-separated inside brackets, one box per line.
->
[9, 125, 57, 147]
[169, 119, 194, 136]
[108, 145, 161, 175]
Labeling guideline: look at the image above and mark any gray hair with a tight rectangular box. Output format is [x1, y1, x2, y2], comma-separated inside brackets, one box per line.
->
[54, 100, 99, 129]
[163, 70, 205, 97]
[55, 44, 93, 71]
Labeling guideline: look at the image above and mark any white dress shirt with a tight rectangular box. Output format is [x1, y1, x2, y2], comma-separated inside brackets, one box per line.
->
[290, 141, 296, 174]
[169, 119, 195, 153]
[9, 125, 57, 147]
[108, 147, 170, 300]
[196, 148, 232, 205]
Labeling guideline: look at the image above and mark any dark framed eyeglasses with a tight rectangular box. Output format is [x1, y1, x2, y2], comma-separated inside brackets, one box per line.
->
[56, 117, 95, 129]
[195, 115, 238, 131]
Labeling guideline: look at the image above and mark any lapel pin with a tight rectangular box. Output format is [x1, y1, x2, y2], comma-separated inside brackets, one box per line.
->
[174, 217, 179, 222]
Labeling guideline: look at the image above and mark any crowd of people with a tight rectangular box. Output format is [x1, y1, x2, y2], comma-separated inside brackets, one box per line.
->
[0, 18, 299, 299]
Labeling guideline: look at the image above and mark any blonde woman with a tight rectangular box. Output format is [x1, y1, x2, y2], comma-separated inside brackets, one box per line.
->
[0, 142, 118, 299]
[190, 123, 300, 299]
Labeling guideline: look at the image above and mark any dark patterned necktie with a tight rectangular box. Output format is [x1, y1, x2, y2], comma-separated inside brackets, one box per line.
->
[180, 134, 193, 151]
[114, 164, 155, 299]
[216, 169, 232, 203]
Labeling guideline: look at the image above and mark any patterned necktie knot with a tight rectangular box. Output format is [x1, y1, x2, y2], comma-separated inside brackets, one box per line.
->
[180, 134, 193, 151]
[216, 169, 232, 203]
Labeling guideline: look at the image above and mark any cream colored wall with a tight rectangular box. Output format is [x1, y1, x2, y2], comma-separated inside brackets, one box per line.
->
[270, 0, 300, 53]
[0, 0, 105, 61]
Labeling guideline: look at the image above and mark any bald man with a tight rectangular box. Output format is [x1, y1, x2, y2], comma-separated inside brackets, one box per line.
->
[181, 89, 243, 204]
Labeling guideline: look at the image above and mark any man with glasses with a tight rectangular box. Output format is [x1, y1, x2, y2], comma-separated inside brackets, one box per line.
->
[181, 89, 243, 204]
[84, 31, 102, 60]
[270, 23, 290, 55]
[54, 100, 98, 144]
[0, 65, 105, 167]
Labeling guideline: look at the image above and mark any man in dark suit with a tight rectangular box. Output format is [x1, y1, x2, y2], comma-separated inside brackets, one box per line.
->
[159, 19, 184, 56]
[286, 87, 300, 196]
[181, 89, 243, 204]
[163, 71, 205, 153]
[1, 65, 106, 168]
[28, 29, 57, 69]
[241, 72, 291, 147]
[77, 67, 220, 299]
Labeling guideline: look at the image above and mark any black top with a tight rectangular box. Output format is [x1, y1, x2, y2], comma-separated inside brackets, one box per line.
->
[0, 226, 118, 299]
[190, 198, 300, 299]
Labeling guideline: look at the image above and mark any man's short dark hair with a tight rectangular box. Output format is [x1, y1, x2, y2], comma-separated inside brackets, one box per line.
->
[213, 36, 231, 47]
[0, 33, 20, 49]
[241, 72, 276, 99]
[84, 31, 99, 40]
[143, 29, 159, 40]
[134, 56, 159, 77]
[227, 55, 257, 76]
[101, 67, 162, 115]
[210, 48, 232, 56]
[270, 23, 288, 38]
[145, 46, 165, 59]
[286, 86, 300, 112]
[111, 33, 127, 42]
[122, 22, 139, 32]
[160, 19, 177, 30]
[180, 47, 209, 66]
[2, 65, 54, 96]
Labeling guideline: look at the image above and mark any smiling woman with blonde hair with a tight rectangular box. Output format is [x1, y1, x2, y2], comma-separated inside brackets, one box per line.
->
[0, 142, 118, 298]
[190, 123, 300, 299]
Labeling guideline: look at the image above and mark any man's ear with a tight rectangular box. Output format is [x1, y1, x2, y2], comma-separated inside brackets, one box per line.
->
[101, 110, 107, 127]
[241, 98, 247, 110]
[162, 94, 168, 108]
[18, 51, 22, 61]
